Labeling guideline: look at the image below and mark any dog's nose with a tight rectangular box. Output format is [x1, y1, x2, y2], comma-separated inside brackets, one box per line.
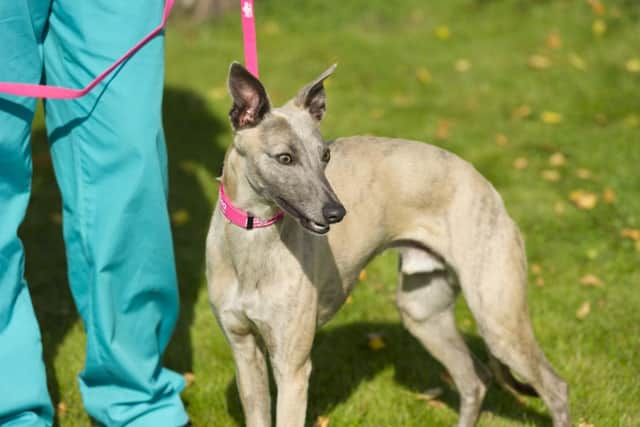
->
[323, 203, 346, 224]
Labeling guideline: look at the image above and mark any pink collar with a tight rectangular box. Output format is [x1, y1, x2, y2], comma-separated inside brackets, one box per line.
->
[219, 184, 284, 230]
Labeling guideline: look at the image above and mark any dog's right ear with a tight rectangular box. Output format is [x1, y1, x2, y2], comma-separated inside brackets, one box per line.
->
[228, 62, 271, 130]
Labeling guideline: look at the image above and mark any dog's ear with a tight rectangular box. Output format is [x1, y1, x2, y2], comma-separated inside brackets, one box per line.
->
[294, 64, 337, 122]
[228, 62, 271, 130]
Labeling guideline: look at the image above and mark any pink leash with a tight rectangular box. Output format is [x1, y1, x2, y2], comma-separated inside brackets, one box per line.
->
[240, 0, 259, 77]
[0, 0, 175, 99]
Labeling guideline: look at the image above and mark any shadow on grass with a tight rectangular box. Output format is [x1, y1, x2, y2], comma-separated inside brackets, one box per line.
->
[24, 86, 226, 424]
[226, 321, 552, 426]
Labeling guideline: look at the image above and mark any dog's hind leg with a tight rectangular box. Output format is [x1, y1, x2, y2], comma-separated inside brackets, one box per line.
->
[456, 224, 571, 427]
[396, 250, 489, 427]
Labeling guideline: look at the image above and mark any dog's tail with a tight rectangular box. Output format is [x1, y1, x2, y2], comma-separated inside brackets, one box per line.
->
[488, 354, 539, 397]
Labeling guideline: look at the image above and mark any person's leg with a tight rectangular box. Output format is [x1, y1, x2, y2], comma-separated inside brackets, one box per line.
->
[43, 1, 188, 426]
[0, 1, 55, 426]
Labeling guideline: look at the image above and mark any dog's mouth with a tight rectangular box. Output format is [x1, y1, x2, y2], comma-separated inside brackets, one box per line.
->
[275, 197, 330, 235]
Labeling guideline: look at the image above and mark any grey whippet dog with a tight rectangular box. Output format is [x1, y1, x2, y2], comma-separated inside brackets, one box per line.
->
[205, 63, 571, 427]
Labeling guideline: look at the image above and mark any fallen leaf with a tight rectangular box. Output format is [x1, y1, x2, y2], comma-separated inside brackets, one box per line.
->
[549, 152, 566, 167]
[358, 270, 368, 281]
[576, 301, 591, 319]
[592, 19, 606, 36]
[435, 119, 451, 141]
[57, 402, 68, 416]
[495, 133, 509, 146]
[587, 0, 605, 16]
[512, 104, 532, 120]
[542, 169, 561, 182]
[345, 295, 353, 305]
[568, 53, 587, 71]
[569, 190, 598, 210]
[455, 58, 471, 72]
[554, 201, 566, 215]
[513, 157, 528, 170]
[528, 54, 552, 70]
[626, 58, 640, 73]
[621, 228, 640, 241]
[183, 372, 195, 387]
[541, 111, 563, 124]
[367, 333, 385, 351]
[415, 387, 444, 401]
[578, 418, 595, 427]
[580, 274, 603, 288]
[172, 209, 191, 226]
[435, 25, 450, 40]
[531, 263, 542, 275]
[314, 416, 330, 427]
[575, 168, 592, 179]
[546, 32, 562, 49]
[535, 277, 545, 287]
[416, 67, 432, 84]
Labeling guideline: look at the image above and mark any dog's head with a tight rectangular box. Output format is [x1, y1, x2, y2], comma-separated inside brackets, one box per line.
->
[226, 62, 346, 235]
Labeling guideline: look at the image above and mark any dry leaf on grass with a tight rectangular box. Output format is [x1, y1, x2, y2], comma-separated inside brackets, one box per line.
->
[542, 169, 561, 182]
[183, 372, 195, 387]
[435, 120, 451, 141]
[56, 402, 68, 416]
[528, 54, 552, 70]
[580, 274, 604, 288]
[455, 59, 471, 72]
[512, 104, 532, 120]
[592, 19, 606, 36]
[495, 133, 509, 146]
[588, 0, 605, 16]
[626, 58, 640, 74]
[314, 416, 330, 427]
[435, 25, 450, 40]
[345, 295, 353, 305]
[549, 152, 566, 167]
[367, 333, 385, 351]
[513, 157, 528, 170]
[621, 228, 640, 241]
[603, 187, 616, 204]
[415, 387, 444, 402]
[535, 277, 545, 287]
[531, 263, 542, 275]
[578, 418, 595, 427]
[575, 168, 592, 180]
[358, 269, 368, 281]
[546, 32, 562, 49]
[541, 111, 563, 124]
[569, 190, 598, 210]
[576, 301, 591, 320]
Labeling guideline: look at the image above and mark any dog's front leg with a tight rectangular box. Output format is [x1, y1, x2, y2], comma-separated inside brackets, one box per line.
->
[228, 330, 272, 427]
[264, 293, 317, 427]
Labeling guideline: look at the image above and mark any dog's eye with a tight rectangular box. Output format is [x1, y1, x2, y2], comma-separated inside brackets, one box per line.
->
[322, 149, 331, 163]
[277, 153, 293, 165]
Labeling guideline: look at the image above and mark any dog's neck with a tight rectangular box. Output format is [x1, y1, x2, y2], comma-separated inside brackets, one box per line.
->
[221, 146, 282, 220]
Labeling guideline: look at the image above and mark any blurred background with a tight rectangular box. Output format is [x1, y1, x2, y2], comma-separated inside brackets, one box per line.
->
[24, 0, 639, 425]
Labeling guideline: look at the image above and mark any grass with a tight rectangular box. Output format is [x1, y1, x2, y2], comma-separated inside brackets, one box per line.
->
[23, 0, 639, 425]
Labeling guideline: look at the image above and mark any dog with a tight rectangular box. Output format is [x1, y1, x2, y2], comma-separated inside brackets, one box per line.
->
[205, 62, 571, 427]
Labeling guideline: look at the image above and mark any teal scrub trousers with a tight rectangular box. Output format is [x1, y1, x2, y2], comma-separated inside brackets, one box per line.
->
[0, 1, 189, 426]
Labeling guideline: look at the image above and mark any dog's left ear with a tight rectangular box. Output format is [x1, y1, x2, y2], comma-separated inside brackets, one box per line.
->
[294, 64, 337, 122]
[228, 62, 271, 130]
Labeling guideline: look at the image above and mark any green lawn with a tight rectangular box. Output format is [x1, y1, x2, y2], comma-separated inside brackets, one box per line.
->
[24, 0, 639, 425]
